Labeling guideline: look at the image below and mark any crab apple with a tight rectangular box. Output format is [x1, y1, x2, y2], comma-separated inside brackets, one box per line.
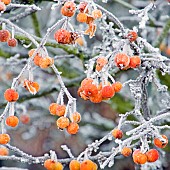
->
[96, 57, 108, 67]
[6, 116, 19, 127]
[80, 160, 97, 170]
[0, 147, 9, 156]
[114, 53, 130, 68]
[112, 129, 123, 139]
[79, 2, 88, 13]
[0, 30, 11, 42]
[23, 80, 40, 95]
[49, 103, 66, 116]
[0, 2, 6, 12]
[101, 85, 115, 98]
[4, 88, 19, 102]
[44, 159, 63, 170]
[146, 149, 159, 162]
[67, 122, 79, 134]
[154, 135, 168, 148]
[1, 0, 11, 5]
[20, 114, 30, 124]
[49, 103, 58, 116]
[7, 38, 18, 47]
[28, 49, 42, 66]
[80, 78, 93, 88]
[129, 56, 141, 68]
[112, 82, 122, 93]
[127, 31, 138, 42]
[0, 134, 10, 145]
[121, 147, 132, 157]
[77, 13, 87, 23]
[89, 91, 103, 103]
[54, 29, 71, 44]
[95, 65, 102, 72]
[165, 47, 170, 56]
[70, 112, 81, 123]
[92, 9, 102, 19]
[56, 116, 70, 129]
[69, 160, 80, 170]
[39, 57, 54, 69]
[132, 149, 147, 164]
[61, 1, 76, 17]
[84, 83, 98, 97]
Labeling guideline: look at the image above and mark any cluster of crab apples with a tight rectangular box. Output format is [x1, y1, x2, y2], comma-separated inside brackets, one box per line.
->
[54, 1, 103, 45]
[112, 128, 168, 165]
[49, 103, 81, 135]
[0, 29, 18, 47]
[78, 77, 122, 103]
[44, 158, 98, 170]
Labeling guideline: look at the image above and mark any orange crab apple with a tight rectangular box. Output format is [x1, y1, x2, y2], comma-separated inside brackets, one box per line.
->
[146, 149, 159, 162]
[56, 116, 70, 129]
[112, 129, 123, 139]
[132, 149, 147, 164]
[4, 89, 19, 102]
[69, 160, 80, 170]
[0, 134, 10, 145]
[67, 122, 79, 135]
[121, 147, 132, 157]
[6, 116, 19, 127]
[154, 135, 168, 148]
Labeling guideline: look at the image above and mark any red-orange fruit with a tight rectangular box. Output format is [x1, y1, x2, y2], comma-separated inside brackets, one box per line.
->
[44, 159, 63, 170]
[0, 2, 6, 11]
[20, 114, 30, 124]
[54, 29, 71, 44]
[0, 30, 11, 42]
[39, 57, 54, 69]
[0, 147, 9, 156]
[112, 129, 123, 139]
[61, 1, 76, 17]
[89, 91, 103, 103]
[23, 80, 40, 94]
[80, 160, 97, 170]
[114, 53, 130, 68]
[129, 56, 141, 68]
[95, 65, 102, 72]
[79, 2, 88, 13]
[0, 134, 10, 145]
[1, 0, 11, 5]
[127, 31, 138, 42]
[49, 103, 58, 115]
[132, 149, 147, 164]
[92, 9, 102, 19]
[80, 78, 93, 88]
[112, 82, 122, 93]
[28, 49, 42, 66]
[77, 13, 87, 23]
[154, 135, 168, 148]
[96, 57, 108, 67]
[67, 122, 79, 134]
[4, 88, 19, 102]
[84, 84, 98, 97]
[121, 147, 132, 157]
[6, 116, 19, 127]
[70, 112, 81, 123]
[146, 149, 159, 162]
[56, 116, 70, 129]
[69, 160, 80, 170]
[101, 85, 115, 98]
[7, 38, 18, 47]
[49, 103, 66, 116]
